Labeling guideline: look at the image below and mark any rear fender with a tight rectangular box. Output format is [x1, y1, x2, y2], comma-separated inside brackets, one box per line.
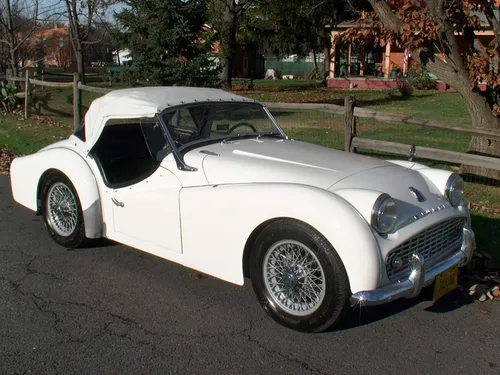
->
[10, 148, 102, 238]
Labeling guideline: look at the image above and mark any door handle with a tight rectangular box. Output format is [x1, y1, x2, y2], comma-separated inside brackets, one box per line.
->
[111, 197, 124, 207]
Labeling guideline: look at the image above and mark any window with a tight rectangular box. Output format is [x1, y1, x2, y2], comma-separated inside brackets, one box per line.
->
[161, 102, 281, 149]
[91, 118, 170, 188]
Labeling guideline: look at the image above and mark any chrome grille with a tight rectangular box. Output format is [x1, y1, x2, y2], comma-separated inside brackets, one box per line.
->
[386, 217, 465, 280]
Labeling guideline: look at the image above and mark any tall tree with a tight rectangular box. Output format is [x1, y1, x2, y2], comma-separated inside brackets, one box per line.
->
[336, 0, 500, 179]
[114, 0, 220, 87]
[0, 0, 39, 77]
[207, 0, 255, 89]
[63, 0, 113, 83]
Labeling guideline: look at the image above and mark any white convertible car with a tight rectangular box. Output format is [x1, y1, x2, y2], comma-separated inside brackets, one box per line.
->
[10, 87, 475, 332]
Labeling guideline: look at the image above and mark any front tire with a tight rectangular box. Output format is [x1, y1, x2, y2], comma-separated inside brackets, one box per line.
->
[40, 173, 86, 248]
[249, 219, 350, 333]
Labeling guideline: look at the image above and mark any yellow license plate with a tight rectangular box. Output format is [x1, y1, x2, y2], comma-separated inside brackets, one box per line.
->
[433, 265, 458, 301]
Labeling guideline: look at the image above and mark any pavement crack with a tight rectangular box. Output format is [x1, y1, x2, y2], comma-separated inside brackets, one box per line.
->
[237, 318, 328, 375]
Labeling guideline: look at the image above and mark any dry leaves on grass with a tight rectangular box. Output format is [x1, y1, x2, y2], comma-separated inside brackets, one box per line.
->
[0, 148, 18, 176]
[459, 252, 500, 303]
[469, 202, 500, 216]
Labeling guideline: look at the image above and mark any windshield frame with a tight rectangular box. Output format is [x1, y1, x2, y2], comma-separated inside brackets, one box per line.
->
[156, 101, 287, 171]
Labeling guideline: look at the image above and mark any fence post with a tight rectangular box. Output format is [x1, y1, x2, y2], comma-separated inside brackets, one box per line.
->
[344, 95, 357, 152]
[24, 70, 32, 118]
[73, 72, 81, 130]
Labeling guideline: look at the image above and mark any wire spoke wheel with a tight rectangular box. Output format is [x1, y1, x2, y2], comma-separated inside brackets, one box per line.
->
[46, 182, 78, 237]
[263, 240, 326, 316]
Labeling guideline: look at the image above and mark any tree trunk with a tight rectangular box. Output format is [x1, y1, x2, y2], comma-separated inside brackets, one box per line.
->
[444, 62, 500, 180]
[460, 89, 500, 180]
[75, 48, 85, 84]
[311, 49, 319, 80]
[324, 46, 330, 79]
[9, 45, 18, 78]
[222, 56, 233, 90]
[222, 10, 237, 90]
[3, 0, 18, 79]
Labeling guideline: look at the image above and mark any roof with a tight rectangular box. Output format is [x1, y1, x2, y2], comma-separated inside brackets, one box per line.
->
[329, 9, 500, 30]
[84, 86, 256, 149]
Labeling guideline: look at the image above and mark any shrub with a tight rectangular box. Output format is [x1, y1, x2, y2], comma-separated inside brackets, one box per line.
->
[0, 81, 19, 112]
[407, 67, 436, 90]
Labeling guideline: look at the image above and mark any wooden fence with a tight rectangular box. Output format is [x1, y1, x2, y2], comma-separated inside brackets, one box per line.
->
[265, 98, 500, 171]
[5, 73, 500, 171]
[7, 71, 112, 129]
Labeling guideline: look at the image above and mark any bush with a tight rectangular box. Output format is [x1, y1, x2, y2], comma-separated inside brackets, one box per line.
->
[0, 81, 19, 112]
[407, 67, 436, 90]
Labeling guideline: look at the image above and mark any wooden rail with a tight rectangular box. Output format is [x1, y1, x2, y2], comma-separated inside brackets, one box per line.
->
[6, 76, 25, 82]
[77, 82, 112, 94]
[265, 98, 500, 171]
[264, 101, 500, 141]
[29, 78, 73, 88]
[7, 73, 114, 129]
[351, 137, 500, 170]
[341, 95, 500, 171]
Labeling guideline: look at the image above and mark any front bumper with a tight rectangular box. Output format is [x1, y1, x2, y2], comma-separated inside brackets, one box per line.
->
[350, 227, 476, 307]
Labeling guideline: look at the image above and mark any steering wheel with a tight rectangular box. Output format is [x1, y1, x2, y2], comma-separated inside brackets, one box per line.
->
[228, 122, 257, 133]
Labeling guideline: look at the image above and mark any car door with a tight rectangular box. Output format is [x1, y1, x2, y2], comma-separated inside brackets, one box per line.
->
[111, 166, 182, 254]
[93, 118, 183, 255]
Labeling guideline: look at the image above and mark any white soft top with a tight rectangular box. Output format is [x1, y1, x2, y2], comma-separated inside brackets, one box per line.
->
[84, 86, 256, 148]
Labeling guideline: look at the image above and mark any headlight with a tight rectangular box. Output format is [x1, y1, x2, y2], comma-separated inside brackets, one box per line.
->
[445, 174, 464, 207]
[371, 194, 398, 234]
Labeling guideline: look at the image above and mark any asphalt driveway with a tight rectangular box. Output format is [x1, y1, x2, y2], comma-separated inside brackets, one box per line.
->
[0, 176, 499, 375]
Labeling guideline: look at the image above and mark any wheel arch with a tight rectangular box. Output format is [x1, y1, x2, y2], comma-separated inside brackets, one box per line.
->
[33, 150, 103, 239]
[242, 217, 282, 278]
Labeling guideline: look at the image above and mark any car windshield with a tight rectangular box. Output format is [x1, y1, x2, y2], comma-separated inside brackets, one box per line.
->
[160, 102, 284, 149]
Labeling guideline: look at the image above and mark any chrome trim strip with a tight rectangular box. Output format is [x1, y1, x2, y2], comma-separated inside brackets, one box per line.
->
[350, 227, 475, 307]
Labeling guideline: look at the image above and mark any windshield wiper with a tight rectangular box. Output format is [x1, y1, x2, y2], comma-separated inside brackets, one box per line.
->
[256, 132, 287, 140]
[221, 132, 286, 144]
[221, 133, 253, 144]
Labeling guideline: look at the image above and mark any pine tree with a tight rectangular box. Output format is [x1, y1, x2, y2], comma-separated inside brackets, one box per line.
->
[115, 0, 220, 87]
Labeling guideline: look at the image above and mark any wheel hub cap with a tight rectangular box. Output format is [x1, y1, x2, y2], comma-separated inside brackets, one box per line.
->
[263, 240, 326, 316]
[282, 270, 299, 290]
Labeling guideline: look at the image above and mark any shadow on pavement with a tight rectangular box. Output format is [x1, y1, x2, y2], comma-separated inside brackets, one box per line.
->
[332, 283, 475, 332]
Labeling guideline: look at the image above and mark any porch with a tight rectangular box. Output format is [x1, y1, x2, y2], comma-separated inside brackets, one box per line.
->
[325, 21, 409, 90]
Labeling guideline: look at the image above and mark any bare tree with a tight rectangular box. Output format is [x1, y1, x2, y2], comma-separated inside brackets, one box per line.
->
[0, 0, 39, 77]
[62, 0, 114, 83]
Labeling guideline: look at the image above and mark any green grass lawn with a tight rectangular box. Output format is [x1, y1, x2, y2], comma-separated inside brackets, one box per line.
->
[245, 89, 472, 127]
[1, 82, 498, 262]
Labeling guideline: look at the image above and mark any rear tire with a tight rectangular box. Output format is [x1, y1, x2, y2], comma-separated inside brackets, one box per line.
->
[40, 173, 86, 249]
[249, 219, 350, 332]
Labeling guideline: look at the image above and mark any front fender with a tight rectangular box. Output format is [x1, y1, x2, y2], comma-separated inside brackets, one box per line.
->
[10, 147, 102, 238]
[179, 183, 382, 294]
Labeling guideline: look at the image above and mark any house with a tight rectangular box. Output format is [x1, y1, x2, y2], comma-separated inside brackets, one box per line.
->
[23, 24, 72, 68]
[112, 48, 133, 66]
[326, 6, 500, 90]
[21, 24, 113, 69]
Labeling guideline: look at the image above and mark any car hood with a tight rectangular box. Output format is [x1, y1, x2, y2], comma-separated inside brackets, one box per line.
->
[196, 138, 391, 189]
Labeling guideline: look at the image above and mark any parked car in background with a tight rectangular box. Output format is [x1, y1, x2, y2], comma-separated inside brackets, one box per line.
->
[9, 87, 475, 332]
